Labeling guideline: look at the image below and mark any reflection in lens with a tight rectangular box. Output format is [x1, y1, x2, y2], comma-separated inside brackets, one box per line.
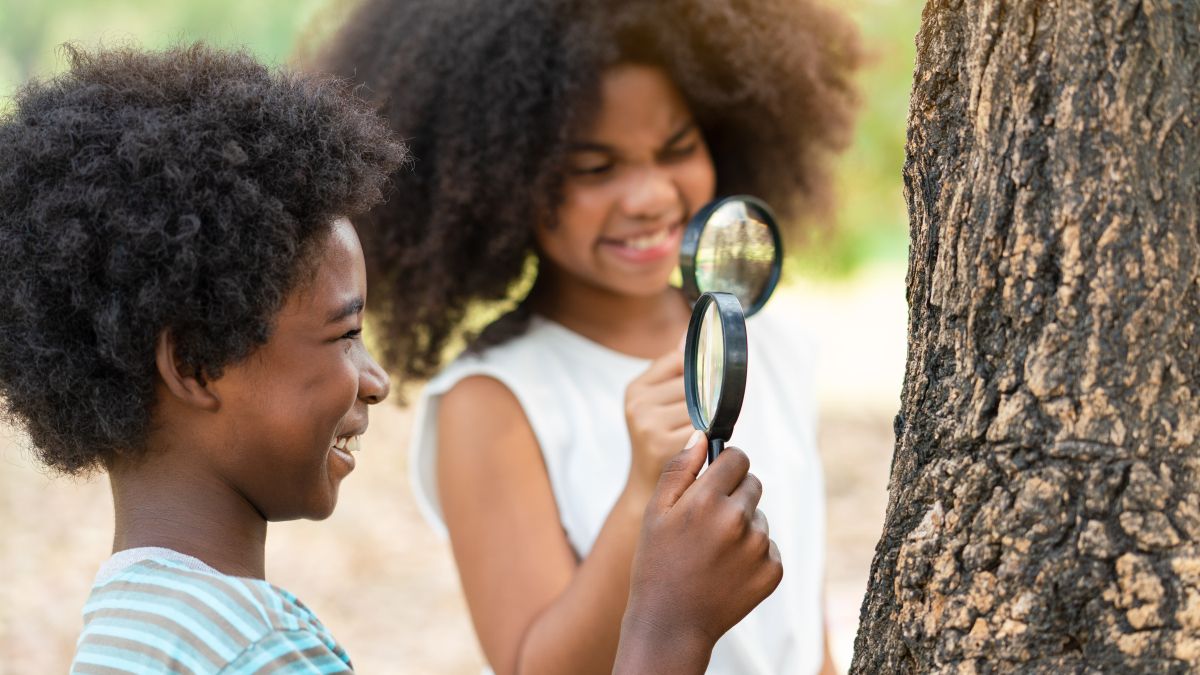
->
[695, 302, 724, 427]
[694, 201, 776, 309]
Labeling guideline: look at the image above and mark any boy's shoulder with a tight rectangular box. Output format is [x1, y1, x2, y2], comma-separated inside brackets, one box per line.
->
[71, 556, 352, 674]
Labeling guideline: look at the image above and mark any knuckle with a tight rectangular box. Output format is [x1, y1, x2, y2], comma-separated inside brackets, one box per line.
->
[722, 447, 750, 472]
[717, 505, 748, 538]
[753, 508, 769, 531]
[744, 472, 762, 493]
[660, 450, 691, 475]
[693, 488, 720, 515]
[747, 528, 770, 557]
[767, 558, 784, 587]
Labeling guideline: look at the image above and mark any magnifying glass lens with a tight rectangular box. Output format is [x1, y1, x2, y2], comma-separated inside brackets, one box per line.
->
[695, 201, 776, 310]
[696, 300, 725, 427]
[684, 292, 748, 463]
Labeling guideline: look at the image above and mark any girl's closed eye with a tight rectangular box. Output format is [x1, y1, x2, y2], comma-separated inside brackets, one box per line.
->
[661, 141, 698, 161]
[660, 125, 701, 162]
[570, 162, 614, 176]
[568, 151, 615, 178]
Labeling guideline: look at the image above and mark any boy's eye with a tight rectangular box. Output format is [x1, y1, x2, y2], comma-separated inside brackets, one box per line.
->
[341, 328, 362, 341]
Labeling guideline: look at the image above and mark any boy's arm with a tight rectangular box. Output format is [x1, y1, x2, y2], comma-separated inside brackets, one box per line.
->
[613, 619, 712, 674]
[613, 435, 784, 674]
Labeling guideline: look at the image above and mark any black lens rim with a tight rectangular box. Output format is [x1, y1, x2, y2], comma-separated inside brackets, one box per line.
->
[683, 291, 749, 443]
[679, 195, 783, 318]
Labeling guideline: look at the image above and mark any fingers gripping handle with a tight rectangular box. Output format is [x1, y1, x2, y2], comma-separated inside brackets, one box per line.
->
[707, 437, 724, 465]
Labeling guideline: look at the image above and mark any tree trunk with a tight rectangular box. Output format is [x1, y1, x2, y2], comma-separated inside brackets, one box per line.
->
[851, 1, 1200, 672]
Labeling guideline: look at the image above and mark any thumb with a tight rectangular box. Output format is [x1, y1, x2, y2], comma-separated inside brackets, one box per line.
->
[651, 430, 707, 510]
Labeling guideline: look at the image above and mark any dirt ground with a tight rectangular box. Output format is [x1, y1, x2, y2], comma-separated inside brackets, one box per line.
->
[0, 268, 904, 674]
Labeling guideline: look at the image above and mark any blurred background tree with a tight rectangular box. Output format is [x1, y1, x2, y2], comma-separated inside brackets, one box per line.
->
[0, 0, 918, 279]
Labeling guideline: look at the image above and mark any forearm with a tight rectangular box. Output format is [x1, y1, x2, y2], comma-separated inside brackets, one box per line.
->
[512, 486, 648, 675]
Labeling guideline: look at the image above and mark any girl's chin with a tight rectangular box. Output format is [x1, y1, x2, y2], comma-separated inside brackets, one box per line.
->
[606, 277, 679, 299]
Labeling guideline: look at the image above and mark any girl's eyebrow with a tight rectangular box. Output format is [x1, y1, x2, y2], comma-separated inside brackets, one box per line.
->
[661, 121, 697, 148]
[326, 298, 364, 324]
[567, 121, 697, 154]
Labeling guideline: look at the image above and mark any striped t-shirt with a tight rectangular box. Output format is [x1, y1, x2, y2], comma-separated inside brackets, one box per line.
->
[71, 549, 353, 673]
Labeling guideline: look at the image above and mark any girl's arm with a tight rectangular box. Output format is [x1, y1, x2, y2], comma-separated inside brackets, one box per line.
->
[437, 373, 681, 675]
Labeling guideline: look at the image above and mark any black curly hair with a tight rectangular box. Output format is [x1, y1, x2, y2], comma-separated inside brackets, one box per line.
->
[314, 0, 861, 381]
[0, 43, 407, 474]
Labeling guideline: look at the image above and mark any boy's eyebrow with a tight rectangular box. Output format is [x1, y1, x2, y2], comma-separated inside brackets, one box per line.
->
[567, 121, 697, 154]
[326, 298, 364, 324]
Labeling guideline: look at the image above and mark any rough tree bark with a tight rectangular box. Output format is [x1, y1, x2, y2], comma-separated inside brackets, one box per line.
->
[852, 1, 1200, 672]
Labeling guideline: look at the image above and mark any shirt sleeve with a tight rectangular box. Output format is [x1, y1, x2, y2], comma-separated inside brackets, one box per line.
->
[219, 629, 354, 674]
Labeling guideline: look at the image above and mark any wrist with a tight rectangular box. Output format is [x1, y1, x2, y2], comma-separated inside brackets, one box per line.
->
[615, 605, 713, 675]
[619, 478, 655, 513]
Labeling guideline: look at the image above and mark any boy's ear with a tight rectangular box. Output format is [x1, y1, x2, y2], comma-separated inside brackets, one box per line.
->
[155, 330, 220, 412]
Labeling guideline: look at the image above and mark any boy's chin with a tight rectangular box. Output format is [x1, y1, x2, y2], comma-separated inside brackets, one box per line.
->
[300, 495, 340, 522]
[258, 491, 341, 522]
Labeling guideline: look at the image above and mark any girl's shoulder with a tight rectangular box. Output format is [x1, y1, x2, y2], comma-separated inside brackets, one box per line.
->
[409, 318, 584, 538]
[428, 315, 648, 397]
[425, 316, 562, 396]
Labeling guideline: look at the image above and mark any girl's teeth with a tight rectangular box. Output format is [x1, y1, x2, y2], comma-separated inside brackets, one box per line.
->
[624, 229, 669, 250]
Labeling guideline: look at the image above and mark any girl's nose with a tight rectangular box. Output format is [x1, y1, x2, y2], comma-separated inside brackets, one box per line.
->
[621, 165, 678, 222]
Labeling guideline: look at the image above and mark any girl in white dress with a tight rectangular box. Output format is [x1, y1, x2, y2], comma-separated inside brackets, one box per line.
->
[318, 1, 860, 672]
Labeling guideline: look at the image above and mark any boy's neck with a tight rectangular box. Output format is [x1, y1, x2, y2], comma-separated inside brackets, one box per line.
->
[108, 454, 268, 579]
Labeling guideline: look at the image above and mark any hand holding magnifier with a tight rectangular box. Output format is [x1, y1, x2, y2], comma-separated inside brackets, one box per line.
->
[680, 196, 783, 464]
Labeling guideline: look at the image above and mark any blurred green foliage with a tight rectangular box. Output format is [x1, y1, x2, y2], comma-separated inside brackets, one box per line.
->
[0, 0, 328, 95]
[795, 0, 924, 278]
[1, 0, 921, 279]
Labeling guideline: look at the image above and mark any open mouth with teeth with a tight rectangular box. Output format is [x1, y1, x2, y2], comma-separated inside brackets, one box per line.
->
[598, 224, 683, 263]
[330, 435, 361, 469]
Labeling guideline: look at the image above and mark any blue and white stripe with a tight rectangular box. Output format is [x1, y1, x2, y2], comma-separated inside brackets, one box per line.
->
[71, 558, 352, 674]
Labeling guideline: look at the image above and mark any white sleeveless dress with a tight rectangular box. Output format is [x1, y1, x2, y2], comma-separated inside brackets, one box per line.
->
[409, 304, 826, 674]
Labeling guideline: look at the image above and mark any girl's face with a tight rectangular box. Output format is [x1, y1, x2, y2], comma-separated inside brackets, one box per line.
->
[208, 217, 390, 521]
[537, 64, 716, 298]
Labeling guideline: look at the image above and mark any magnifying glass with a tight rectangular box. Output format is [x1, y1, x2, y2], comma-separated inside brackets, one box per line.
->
[684, 292, 748, 464]
[680, 196, 783, 463]
[680, 195, 782, 318]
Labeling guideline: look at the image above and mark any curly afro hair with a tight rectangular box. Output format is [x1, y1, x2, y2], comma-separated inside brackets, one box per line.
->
[314, 0, 861, 382]
[0, 43, 407, 474]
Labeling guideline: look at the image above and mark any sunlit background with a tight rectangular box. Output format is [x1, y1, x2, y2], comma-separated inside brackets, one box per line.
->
[0, 0, 920, 672]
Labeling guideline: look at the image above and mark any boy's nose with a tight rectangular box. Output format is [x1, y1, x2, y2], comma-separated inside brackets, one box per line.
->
[360, 353, 391, 405]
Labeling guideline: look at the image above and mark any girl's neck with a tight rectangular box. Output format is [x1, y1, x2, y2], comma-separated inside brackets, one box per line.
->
[529, 265, 691, 359]
[108, 453, 268, 579]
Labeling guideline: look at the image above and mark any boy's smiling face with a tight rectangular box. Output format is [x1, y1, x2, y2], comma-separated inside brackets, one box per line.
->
[206, 217, 389, 521]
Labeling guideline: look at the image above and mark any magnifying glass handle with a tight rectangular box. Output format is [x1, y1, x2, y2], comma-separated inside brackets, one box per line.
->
[708, 438, 724, 465]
